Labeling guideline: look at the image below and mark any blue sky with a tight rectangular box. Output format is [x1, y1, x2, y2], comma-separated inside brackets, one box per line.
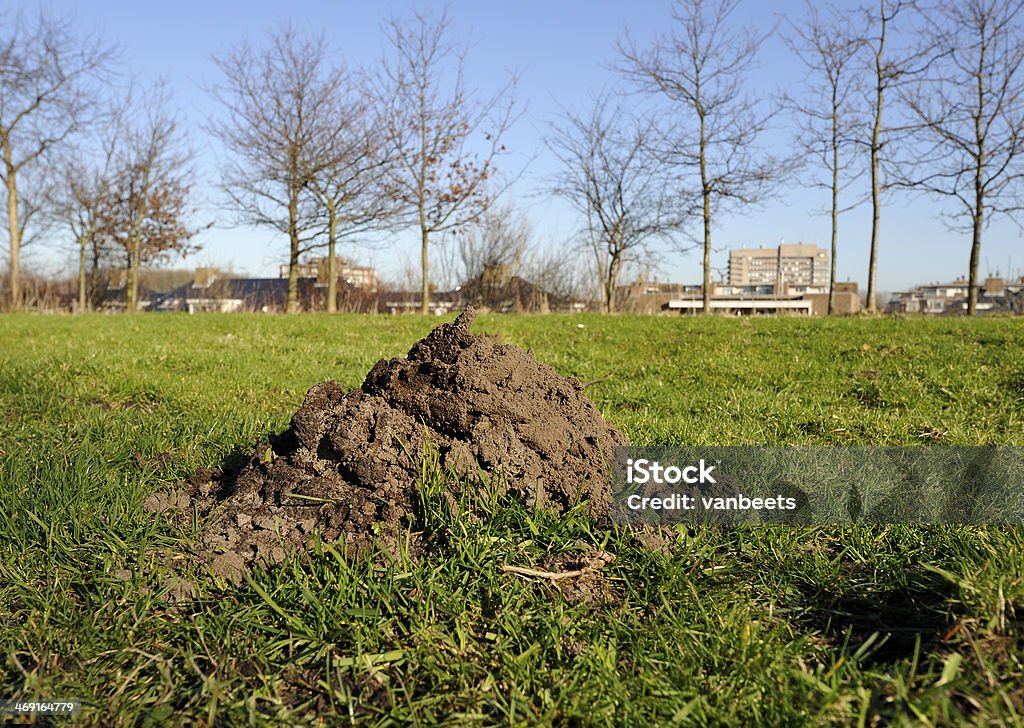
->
[22, 0, 1024, 292]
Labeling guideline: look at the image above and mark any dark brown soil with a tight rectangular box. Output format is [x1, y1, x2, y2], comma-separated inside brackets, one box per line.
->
[146, 308, 628, 583]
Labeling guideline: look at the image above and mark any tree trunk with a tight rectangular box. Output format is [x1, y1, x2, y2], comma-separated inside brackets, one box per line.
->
[968, 41, 986, 317]
[605, 254, 619, 314]
[829, 98, 839, 316]
[968, 205, 981, 316]
[968, 153, 983, 315]
[132, 233, 142, 312]
[287, 232, 300, 314]
[866, 0, 886, 315]
[4, 161, 20, 311]
[126, 199, 145, 313]
[420, 226, 430, 315]
[287, 181, 299, 314]
[126, 234, 139, 314]
[78, 232, 88, 312]
[90, 238, 102, 309]
[866, 131, 881, 313]
[701, 207, 711, 313]
[699, 109, 711, 314]
[327, 203, 337, 314]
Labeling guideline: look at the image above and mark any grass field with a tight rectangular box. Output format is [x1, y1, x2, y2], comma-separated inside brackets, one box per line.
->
[1, 312, 1023, 726]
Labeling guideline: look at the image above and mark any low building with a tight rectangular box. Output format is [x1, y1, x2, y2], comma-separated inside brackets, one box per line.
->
[383, 267, 585, 315]
[886, 276, 1024, 314]
[665, 297, 814, 315]
[802, 282, 862, 316]
[153, 277, 295, 313]
[459, 265, 557, 313]
[888, 278, 970, 314]
[150, 272, 380, 313]
[624, 277, 861, 316]
[617, 280, 703, 314]
[381, 296, 460, 316]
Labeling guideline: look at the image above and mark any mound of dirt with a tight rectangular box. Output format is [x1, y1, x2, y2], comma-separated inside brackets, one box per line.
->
[146, 308, 628, 582]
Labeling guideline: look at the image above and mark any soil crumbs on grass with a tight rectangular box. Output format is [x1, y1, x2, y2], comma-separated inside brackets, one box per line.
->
[146, 308, 627, 584]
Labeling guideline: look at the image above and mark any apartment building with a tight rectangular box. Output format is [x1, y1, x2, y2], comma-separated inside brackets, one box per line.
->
[729, 243, 829, 291]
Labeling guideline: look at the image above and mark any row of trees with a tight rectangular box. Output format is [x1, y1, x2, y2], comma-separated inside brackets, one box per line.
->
[1, 12, 201, 312]
[3, 1, 1024, 315]
[63, 84, 201, 312]
[551, 0, 1024, 315]
[2, 7, 517, 314]
[208, 11, 518, 314]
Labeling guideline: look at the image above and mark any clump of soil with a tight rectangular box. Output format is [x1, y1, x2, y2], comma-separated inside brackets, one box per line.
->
[146, 308, 628, 582]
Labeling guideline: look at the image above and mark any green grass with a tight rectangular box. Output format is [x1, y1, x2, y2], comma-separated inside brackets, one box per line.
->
[1, 312, 1023, 726]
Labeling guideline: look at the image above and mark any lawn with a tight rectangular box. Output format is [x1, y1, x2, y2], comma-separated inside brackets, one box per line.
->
[1, 312, 1023, 725]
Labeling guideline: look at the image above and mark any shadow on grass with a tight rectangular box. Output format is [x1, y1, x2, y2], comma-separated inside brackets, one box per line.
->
[793, 569, 954, 666]
[183, 442, 269, 501]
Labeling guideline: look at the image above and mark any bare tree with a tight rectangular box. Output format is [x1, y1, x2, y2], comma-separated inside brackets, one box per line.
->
[302, 71, 400, 313]
[102, 84, 197, 312]
[54, 84, 197, 315]
[860, 0, 922, 313]
[56, 152, 120, 309]
[59, 160, 105, 311]
[523, 247, 591, 307]
[379, 7, 519, 314]
[0, 9, 116, 309]
[209, 27, 341, 313]
[783, 1, 865, 314]
[900, 0, 1024, 315]
[618, 0, 781, 313]
[546, 94, 686, 313]
[5, 164, 58, 273]
[446, 202, 530, 307]
[456, 201, 529, 282]
[52, 102, 125, 311]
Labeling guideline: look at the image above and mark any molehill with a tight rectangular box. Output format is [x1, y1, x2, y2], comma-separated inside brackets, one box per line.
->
[146, 308, 628, 581]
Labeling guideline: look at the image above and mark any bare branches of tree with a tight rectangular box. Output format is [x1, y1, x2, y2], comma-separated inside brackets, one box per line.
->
[211, 27, 402, 313]
[456, 201, 529, 283]
[547, 94, 686, 313]
[783, 1, 866, 314]
[618, 0, 782, 313]
[57, 158, 106, 311]
[449, 201, 530, 306]
[105, 83, 198, 313]
[0, 8, 117, 309]
[302, 70, 399, 313]
[209, 27, 340, 313]
[51, 84, 199, 313]
[379, 7, 519, 314]
[899, 0, 1024, 314]
[522, 247, 591, 305]
[860, 0, 924, 313]
[51, 96, 128, 311]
